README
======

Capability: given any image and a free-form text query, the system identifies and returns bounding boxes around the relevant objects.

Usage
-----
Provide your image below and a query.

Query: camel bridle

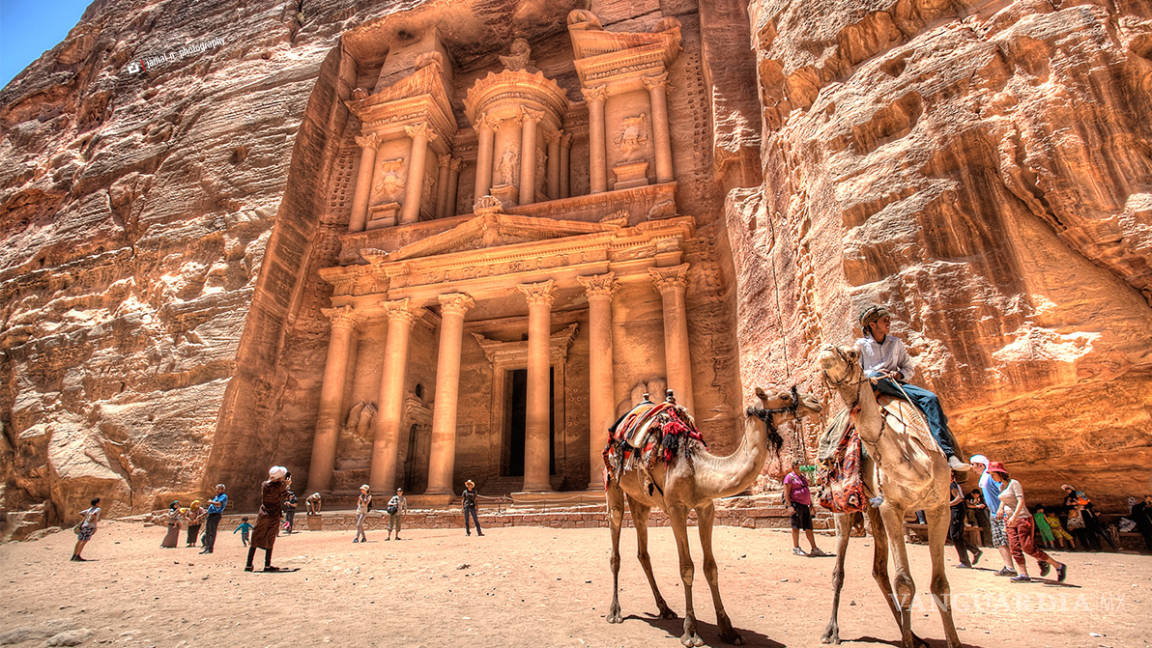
[745,384,802,452]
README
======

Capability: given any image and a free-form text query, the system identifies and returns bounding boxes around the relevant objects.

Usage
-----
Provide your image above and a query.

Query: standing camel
[817,344,960,648]
[605,386,822,647]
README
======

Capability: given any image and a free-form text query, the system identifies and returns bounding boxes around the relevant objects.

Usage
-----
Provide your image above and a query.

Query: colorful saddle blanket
[602,401,706,485]
[816,417,867,514]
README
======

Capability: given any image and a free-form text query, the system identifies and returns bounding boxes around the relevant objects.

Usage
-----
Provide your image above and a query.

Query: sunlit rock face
[733,0,1152,507]
[2,0,1149,525]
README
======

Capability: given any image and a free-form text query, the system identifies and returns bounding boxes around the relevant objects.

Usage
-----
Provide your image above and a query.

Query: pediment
[372,213,622,262]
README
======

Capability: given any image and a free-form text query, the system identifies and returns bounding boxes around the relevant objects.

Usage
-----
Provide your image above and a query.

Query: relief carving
[497,148,520,186]
[614,113,649,161]
[374,158,406,202]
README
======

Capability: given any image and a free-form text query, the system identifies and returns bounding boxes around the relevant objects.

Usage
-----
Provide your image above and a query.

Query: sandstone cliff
[734,0,1152,507]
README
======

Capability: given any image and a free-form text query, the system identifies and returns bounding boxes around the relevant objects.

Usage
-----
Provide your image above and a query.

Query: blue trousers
[874,379,958,457]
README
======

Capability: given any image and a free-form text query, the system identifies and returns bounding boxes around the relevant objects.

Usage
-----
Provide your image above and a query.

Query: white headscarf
[269,465,288,480]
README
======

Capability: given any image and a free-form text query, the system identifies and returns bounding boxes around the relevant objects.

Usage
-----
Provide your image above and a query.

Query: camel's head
[817,344,862,390]
[744,385,823,455]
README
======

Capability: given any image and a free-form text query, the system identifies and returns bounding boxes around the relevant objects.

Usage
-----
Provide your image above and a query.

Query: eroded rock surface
[735,0,1152,507]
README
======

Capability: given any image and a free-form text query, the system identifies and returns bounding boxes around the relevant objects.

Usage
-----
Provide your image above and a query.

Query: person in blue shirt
[233,517,253,546]
[856,305,968,471]
[971,455,1016,576]
[201,483,228,554]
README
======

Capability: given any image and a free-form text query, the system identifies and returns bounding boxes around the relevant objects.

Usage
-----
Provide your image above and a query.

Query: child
[1033,505,1056,549]
[1044,509,1075,550]
[234,516,253,546]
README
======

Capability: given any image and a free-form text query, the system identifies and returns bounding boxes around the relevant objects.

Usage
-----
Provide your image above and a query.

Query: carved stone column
[519,108,543,205]
[546,131,561,200]
[473,115,495,204]
[306,306,359,492]
[584,85,609,193]
[425,293,475,495]
[643,73,675,183]
[578,273,616,488]
[559,132,572,198]
[518,280,556,492]
[368,299,418,493]
[435,154,452,220]
[401,123,436,225]
[447,157,461,216]
[650,264,694,414]
[349,133,380,233]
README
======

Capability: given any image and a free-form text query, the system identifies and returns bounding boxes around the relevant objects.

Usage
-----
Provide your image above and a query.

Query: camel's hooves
[606,614,623,624]
[821,629,841,645]
[681,634,705,647]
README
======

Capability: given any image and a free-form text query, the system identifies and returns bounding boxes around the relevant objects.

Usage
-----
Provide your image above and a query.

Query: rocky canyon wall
[734,0,1152,507]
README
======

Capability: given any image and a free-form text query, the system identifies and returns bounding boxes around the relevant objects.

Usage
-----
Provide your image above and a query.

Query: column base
[510,489,606,507]
[407,493,457,507]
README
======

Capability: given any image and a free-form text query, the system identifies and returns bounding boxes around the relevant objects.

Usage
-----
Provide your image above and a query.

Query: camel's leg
[878,505,926,648]
[668,506,704,647]
[821,513,853,645]
[867,506,927,648]
[926,505,961,648]
[696,502,742,645]
[606,480,626,624]
[627,495,676,619]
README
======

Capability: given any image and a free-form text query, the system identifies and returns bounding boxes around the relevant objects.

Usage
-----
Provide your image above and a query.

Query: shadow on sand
[625,612,785,648]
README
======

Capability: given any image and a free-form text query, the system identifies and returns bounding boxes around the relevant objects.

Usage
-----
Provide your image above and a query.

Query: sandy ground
[2,521,1149,648]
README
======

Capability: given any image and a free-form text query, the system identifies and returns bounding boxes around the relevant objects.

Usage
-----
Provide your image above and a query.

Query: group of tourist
[158,484,229,553]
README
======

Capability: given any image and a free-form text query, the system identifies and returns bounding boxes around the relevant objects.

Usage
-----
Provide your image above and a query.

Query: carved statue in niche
[499,38,532,71]
[535,147,547,195]
[614,113,649,161]
[343,401,377,440]
[374,158,406,202]
[497,148,519,186]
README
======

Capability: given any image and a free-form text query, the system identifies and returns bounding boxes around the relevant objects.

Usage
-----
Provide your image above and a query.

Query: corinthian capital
[438,293,475,317]
[577,272,616,299]
[518,279,556,307]
[582,85,609,103]
[449,157,463,171]
[649,264,689,293]
[354,133,382,149]
[642,72,669,90]
[382,298,419,324]
[405,122,437,143]
[321,305,360,330]
[521,107,546,124]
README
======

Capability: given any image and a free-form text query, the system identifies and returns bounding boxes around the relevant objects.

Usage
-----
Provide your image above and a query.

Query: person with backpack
[71,498,101,561]
[385,488,407,541]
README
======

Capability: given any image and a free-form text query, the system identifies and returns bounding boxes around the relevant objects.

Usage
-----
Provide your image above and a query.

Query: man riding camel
[856,304,969,471]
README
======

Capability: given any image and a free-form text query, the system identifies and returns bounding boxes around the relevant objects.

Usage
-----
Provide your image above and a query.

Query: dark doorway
[402,423,419,490]
[504,367,555,477]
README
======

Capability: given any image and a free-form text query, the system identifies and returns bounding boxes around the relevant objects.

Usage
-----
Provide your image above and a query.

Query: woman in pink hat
[989,462,1067,582]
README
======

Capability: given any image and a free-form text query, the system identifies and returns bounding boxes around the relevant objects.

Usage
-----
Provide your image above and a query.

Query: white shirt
[855,335,915,381]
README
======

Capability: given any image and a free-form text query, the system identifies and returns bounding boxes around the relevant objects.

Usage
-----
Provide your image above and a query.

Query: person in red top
[784,458,827,557]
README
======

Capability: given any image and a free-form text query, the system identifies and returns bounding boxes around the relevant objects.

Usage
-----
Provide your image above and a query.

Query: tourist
[282,489,298,534]
[70,498,101,562]
[462,479,483,536]
[1132,494,1152,553]
[185,500,205,547]
[1033,505,1056,549]
[971,455,1015,575]
[784,458,827,557]
[1043,507,1074,550]
[246,466,290,572]
[353,484,372,543]
[1066,500,1090,549]
[385,488,407,541]
[161,501,182,548]
[306,491,322,516]
[234,516,253,546]
[856,305,968,471]
[988,462,1067,583]
[949,473,980,568]
[201,483,227,554]
[966,487,992,546]
[1063,485,1114,551]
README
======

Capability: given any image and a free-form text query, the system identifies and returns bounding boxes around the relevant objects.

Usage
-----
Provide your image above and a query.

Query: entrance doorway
[503,367,555,477]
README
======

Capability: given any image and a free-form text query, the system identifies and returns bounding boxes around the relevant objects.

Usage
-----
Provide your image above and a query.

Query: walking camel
[817,344,960,648]
[605,386,822,646]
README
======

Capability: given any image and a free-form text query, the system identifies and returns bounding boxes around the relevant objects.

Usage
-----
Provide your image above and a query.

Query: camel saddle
[602,400,705,485]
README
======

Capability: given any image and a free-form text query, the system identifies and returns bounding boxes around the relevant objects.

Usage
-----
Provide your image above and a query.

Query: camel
[816,344,960,648]
[605,386,822,647]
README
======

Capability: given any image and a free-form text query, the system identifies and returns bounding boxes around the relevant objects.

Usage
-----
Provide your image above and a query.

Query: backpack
[386,504,398,515]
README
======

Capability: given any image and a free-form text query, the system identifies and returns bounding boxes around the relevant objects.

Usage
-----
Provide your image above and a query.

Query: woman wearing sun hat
[246,465,290,572]
[989,461,1067,583]
[461,479,483,536]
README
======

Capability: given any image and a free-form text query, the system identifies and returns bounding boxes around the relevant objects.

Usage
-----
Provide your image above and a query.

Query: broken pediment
[383,212,622,261]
